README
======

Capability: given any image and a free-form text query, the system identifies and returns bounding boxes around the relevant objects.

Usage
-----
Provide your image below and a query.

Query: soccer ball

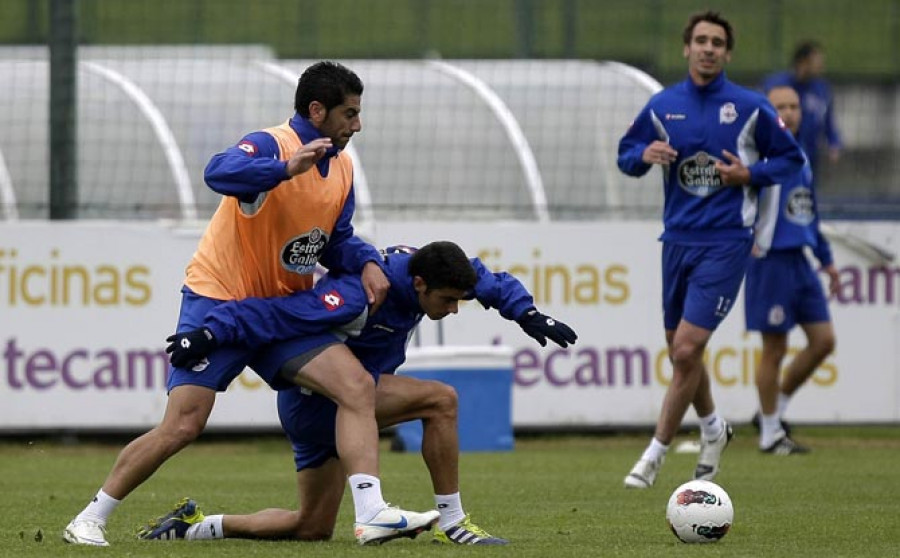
[666,480,733,543]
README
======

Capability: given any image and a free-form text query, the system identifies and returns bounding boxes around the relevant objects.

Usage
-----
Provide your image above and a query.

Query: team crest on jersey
[719,102,738,124]
[281,227,328,275]
[785,186,815,226]
[321,290,344,311]
[237,140,258,156]
[677,151,723,197]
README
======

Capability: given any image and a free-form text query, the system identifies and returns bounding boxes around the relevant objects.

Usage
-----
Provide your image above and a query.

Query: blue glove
[517,309,578,348]
[165,327,217,369]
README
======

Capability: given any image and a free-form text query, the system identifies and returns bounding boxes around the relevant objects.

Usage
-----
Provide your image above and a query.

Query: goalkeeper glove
[165,327,217,369]
[516,308,578,348]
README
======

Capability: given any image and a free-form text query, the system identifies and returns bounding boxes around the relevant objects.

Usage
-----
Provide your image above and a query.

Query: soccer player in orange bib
[64,61,439,547]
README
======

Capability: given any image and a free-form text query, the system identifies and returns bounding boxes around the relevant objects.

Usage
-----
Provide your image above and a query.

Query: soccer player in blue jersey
[762,41,842,185]
[135,241,576,545]
[746,85,839,455]
[617,10,805,488]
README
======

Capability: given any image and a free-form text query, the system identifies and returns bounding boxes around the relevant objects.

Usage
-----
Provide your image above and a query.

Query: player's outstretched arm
[516,308,578,348]
[165,275,369,369]
[467,257,577,348]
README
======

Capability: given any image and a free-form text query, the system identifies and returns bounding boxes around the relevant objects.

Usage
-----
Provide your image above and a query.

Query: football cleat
[762,435,810,455]
[63,519,109,546]
[136,497,205,540]
[433,515,508,545]
[751,411,792,436]
[694,422,734,481]
[624,456,664,489]
[354,505,440,545]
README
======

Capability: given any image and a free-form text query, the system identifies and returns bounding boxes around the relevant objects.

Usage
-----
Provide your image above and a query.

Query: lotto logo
[321,290,344,311]
[237,140,257,155]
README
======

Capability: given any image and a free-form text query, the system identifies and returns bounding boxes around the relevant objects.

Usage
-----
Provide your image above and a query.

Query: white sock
[435,493,465,531]
[698,412,724,442]
[640,437,669,462]
[777,393,792,417]
[760,413,786,449]
[75,489,120,524]
[185,515,224,540]
[349,474,387,523]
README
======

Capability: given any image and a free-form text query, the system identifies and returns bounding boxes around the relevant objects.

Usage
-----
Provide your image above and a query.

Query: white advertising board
[1,220,898,431]
[376,221,900,427]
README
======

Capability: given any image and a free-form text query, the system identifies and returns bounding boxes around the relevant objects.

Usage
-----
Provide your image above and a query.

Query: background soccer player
[616,11,805,488]
[762,41,843,185]
[746,85,839,455]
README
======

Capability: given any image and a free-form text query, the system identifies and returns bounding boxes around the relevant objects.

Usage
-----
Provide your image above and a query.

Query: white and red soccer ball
[666,480,733,543]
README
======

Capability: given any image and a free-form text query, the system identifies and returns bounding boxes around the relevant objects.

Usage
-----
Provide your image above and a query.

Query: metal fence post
[49,0,78,219]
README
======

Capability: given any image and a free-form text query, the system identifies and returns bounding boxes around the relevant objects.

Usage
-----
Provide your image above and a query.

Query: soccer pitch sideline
[2,426,898,558]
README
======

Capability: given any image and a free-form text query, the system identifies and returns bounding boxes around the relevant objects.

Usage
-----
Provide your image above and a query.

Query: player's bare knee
[171,421,204,447]
[334,370,375,409]
[813,332,836,358]
[430,381,458,419]
[669,343,703,371]
[157,413,206,447]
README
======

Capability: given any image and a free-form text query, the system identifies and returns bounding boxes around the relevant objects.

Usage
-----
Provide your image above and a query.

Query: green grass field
[2,426,899,557]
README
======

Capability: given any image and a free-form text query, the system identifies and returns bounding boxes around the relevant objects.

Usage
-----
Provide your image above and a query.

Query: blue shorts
[744,249,831,332]
[278,387,340,471]
[662,240,752,331]
[166,288,343,392]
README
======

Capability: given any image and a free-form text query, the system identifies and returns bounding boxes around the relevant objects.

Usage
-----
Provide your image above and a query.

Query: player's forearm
[204,152,290,197]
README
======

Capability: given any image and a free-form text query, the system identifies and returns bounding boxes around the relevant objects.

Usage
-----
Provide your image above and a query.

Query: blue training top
[754,149,834,266]
[199,247,535,379]
[618,72,805,245]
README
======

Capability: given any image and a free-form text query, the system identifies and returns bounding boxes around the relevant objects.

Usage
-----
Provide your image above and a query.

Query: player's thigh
[671,319,713,362]
[661,243,690,330]
[683,241,751,331]
[759,331,789,364]
[290,343,373,402]
[744,257,796,333]
[375,375,456,428]
[168,289,255,391]
[250,333,344,391]
[795,261,832,326]
[296,458,345,536]
[158,384,216,435]
[799,321,836,352]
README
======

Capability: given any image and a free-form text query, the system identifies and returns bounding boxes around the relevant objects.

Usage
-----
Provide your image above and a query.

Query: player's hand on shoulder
[516,308,578,348]
[166,328,217,369]
[362,261,390,315]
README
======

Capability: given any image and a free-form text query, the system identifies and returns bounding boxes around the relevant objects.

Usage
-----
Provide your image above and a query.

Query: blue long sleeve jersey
[762,71,841,171]
[617,73,805,244]
[199,248,535,379]
[203,113,380,275]
[754,151,834,267]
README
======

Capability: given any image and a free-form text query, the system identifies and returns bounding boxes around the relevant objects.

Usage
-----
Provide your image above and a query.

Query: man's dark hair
[682,10,734,51]
[294,61,364,117]
[792,40,822,66]
[408,241,477,293]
